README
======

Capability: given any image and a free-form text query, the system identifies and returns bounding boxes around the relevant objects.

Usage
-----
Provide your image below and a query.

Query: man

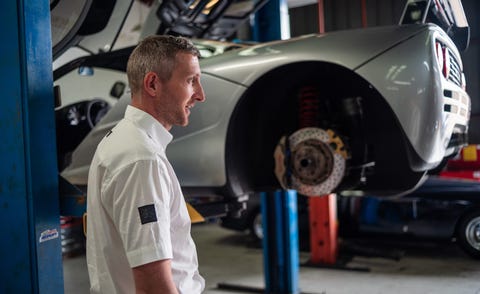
[86,35,206,294]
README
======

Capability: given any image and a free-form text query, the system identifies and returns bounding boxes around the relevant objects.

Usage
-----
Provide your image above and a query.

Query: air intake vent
[435,40,463,88]
[446,47,462,87]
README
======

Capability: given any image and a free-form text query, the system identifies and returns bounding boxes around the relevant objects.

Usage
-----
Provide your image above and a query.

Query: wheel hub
[274,127,347,196]
[466,216,480,250]
[292,138,334,185]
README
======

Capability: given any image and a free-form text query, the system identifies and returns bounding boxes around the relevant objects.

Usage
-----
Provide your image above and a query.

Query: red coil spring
[298,86,320,128]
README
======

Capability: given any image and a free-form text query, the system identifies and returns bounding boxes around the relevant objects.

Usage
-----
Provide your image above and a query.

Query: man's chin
[177,119,189,127]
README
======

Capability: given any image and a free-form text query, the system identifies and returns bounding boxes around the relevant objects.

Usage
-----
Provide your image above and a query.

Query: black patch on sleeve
[138,204,157,225]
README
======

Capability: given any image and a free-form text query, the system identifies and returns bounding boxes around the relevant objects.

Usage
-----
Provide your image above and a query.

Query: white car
[53,0,471,215]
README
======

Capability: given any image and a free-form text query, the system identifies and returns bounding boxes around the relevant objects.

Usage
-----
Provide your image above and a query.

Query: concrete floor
[63,221,480,294]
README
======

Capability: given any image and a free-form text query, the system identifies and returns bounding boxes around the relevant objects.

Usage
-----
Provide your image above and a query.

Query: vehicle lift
[1,0,64,292]
[217,1,303,293]
[223,0,354,291]
[218,1,345,292]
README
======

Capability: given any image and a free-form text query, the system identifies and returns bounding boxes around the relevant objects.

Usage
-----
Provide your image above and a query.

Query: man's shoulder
[95,119,161,168]
[101,119,150,147]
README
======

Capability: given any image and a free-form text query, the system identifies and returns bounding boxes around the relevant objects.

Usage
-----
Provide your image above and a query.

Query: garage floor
[63,221,480,294]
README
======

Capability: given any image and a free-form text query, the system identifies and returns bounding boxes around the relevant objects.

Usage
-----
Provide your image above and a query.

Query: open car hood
[140,0,269,40]
[51,0,134,60]
[51,0,268,61]
[400,0,470,50]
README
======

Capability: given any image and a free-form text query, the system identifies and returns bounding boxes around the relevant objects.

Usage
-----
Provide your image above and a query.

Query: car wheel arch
[455,207,480,259]
[223,60,420,197]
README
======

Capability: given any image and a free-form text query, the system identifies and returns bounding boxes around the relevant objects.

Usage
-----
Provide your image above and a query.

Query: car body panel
[200,25,427,86]
[165,74,248,187]
[60,67,248,188]
[357,25,469,165]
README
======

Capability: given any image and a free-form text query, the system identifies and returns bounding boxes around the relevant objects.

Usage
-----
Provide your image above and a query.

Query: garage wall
[289,0,404,35]
[289,0,480,143]
[461,0,480,143]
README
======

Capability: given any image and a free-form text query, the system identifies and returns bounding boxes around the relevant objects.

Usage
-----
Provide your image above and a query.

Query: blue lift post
[261,190,300,294]
[0,0,63,293]
[251,0,290,42]
[217,190,301,294]
[217,1,302,292]
[253,1,299,292]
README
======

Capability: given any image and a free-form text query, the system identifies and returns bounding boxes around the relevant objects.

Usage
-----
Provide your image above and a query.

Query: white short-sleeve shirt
[86,105,204,294]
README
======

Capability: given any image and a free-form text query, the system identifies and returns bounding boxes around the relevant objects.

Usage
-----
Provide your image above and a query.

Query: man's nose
[194,83,206,102]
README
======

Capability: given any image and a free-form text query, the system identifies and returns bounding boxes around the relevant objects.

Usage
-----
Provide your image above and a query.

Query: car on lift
[339,176,480,259]
[220,175,480,259]
[53,0,471,216]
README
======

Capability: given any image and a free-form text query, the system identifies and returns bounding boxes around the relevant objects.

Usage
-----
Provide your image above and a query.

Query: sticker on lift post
[39,228,59,243]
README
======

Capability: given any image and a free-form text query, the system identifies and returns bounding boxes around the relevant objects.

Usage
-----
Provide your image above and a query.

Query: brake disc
[274,127,347,196]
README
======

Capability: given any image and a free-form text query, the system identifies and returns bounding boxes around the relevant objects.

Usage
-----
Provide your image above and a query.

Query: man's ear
[143,72,160,96]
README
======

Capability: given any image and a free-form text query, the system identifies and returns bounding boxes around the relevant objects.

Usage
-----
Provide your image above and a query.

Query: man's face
[155,52,205,130]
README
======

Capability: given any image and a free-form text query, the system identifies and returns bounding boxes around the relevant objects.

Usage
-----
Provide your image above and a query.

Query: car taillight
[443,45,450,79]
[435,41,444,73]
[435,41,451,80]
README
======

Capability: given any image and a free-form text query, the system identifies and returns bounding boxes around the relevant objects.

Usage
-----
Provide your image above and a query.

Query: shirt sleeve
[106,159,173,268]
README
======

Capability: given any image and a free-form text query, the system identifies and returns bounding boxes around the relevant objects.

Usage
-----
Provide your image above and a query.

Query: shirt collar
[124,105,173,149]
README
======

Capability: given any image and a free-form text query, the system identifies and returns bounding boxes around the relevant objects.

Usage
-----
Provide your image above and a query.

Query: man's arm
[132,259,178,294]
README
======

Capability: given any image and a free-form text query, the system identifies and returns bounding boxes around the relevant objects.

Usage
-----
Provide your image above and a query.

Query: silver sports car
[54,0,471,207]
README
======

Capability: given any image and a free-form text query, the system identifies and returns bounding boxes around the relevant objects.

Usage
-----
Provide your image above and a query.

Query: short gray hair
[126,35,200,94]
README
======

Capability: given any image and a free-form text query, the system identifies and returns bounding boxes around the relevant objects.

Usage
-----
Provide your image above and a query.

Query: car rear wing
[399,0,470,51]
